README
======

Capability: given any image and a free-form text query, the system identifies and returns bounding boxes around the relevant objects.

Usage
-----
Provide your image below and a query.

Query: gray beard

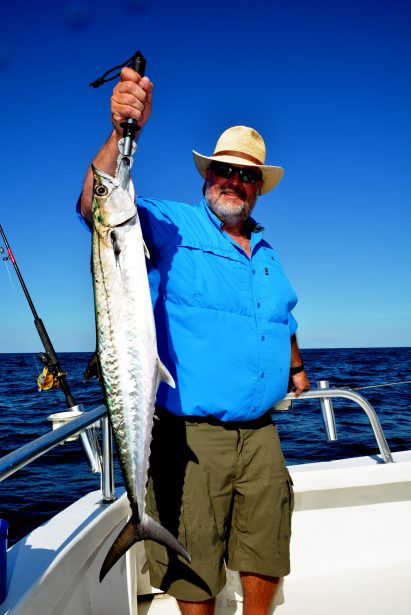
[205,189,252,226]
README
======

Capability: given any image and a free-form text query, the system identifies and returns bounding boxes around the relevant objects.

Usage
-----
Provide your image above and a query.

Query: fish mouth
[92,164,119,185]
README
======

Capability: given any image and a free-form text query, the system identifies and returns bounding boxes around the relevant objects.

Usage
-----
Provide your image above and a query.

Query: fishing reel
[37,353,64,391]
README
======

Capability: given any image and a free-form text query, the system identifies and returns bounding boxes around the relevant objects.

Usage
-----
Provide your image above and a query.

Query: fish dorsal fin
[157,358,175,389]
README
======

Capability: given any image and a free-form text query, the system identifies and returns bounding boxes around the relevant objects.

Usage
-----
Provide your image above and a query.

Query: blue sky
[0,0,410,352]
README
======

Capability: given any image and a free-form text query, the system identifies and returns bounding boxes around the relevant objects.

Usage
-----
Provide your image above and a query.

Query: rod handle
[121,51,147,154]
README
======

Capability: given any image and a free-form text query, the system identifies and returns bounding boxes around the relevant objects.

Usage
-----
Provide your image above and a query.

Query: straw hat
[193,126,284,195]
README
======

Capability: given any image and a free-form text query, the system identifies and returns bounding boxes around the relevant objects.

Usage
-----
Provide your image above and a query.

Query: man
[80,67,309,615]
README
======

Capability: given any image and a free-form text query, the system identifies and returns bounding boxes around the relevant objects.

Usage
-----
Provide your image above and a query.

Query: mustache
[220,185,247,200]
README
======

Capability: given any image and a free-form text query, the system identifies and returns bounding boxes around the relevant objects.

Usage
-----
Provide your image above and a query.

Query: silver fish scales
[91,155,190,582]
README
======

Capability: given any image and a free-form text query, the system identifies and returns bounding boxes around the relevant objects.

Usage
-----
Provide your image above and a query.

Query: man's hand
[289,370,310,397]
[289,333,310,397]
[111,67,154,137]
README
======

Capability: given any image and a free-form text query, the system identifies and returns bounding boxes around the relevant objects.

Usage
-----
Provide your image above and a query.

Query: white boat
[1,386,410,615]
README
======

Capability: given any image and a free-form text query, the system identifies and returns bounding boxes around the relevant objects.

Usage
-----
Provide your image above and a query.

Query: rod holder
[318,380,338,442]
[48,404,102,473]
[48,406,84,443]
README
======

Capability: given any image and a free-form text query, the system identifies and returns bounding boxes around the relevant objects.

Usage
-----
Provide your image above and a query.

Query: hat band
[213,150,264,166]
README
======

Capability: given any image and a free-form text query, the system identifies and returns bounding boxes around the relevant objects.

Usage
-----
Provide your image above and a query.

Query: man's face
[205,162,263,227]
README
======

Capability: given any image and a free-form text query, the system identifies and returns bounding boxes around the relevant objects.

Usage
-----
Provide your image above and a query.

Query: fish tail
[99,512,191,582]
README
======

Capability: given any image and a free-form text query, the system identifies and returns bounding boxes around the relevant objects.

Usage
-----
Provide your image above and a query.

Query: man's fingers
[112,105,140,124]
[290,372,310,397]
[120,66,143,82]
[111,70,153,135]
[113,82,147,105]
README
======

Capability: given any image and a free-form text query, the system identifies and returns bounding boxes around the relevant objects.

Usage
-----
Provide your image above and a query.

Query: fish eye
[95,184,109,197]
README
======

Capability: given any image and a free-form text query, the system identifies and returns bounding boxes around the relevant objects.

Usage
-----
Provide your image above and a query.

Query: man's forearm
[289,333,310,396]
[80,130,121,225]
[290,333,304,368]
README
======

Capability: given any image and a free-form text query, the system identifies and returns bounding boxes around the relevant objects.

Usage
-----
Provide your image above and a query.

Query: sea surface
[0,348,410,546]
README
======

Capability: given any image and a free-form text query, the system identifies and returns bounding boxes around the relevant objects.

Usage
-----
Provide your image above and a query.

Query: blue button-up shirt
[139,196,298,421]
[78,196,298,421]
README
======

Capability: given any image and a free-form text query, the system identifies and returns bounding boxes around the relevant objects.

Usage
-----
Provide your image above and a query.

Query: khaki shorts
[145,410,294,602]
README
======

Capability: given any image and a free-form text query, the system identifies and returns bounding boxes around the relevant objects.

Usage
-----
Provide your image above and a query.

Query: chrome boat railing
[0,386,394,506]
[284,383,394,463]
[0,404,116,501]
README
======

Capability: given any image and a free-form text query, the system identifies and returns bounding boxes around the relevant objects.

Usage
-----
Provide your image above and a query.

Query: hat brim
[193,151,284,195]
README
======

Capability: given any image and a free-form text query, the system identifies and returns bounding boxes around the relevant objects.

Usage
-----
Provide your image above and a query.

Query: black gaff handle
[121,52,147,158]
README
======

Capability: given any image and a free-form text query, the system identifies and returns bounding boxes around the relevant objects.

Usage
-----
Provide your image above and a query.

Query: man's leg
[240,572,280,615]
[177,597,215,615]
[227,425,292,615]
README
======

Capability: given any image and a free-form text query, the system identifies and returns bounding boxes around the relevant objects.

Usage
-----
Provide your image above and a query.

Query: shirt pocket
[256,252,297,324]
[163,240,252,317]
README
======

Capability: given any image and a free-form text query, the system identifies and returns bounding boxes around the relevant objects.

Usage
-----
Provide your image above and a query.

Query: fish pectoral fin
[143,240,150,259]
[157,358,176,389]
[99,512,191,583]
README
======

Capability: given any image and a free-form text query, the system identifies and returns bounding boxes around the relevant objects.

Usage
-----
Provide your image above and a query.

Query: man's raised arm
[80,67,153,224]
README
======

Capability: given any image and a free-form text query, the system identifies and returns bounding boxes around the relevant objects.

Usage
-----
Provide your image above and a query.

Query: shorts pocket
[278,469,294,549]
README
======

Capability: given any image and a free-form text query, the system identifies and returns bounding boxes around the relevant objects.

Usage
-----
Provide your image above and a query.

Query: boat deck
[4,450,410,615]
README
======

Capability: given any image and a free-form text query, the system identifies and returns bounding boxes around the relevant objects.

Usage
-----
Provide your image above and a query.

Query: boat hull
[2,451,411,614]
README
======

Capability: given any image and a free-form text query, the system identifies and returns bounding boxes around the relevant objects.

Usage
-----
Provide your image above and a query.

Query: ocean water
[0,348,410,546]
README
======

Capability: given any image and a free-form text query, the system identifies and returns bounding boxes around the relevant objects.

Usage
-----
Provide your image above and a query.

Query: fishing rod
[0,224,74,401]
[0,224,101,472]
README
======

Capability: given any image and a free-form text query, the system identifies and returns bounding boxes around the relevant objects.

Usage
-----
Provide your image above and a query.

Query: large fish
[91,155,190,582]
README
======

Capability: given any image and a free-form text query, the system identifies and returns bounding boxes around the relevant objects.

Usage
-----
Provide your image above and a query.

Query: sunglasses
[210,162,262,185]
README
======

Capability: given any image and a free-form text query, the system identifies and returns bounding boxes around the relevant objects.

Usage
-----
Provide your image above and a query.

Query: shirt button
[261,372,265,378]
[252,269,256,275]
[257,302,261,308]
[261,336,265,341]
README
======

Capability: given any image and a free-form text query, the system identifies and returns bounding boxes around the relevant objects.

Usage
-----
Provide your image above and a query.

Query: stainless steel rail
[0,405,115,497]
[0,385,394,507]
[285,387,394,463]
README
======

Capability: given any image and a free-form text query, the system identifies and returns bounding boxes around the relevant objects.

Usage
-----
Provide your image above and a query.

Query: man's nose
[225,170,242,185]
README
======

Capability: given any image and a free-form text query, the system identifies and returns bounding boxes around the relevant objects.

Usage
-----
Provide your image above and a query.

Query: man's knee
[177,596,215,615]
